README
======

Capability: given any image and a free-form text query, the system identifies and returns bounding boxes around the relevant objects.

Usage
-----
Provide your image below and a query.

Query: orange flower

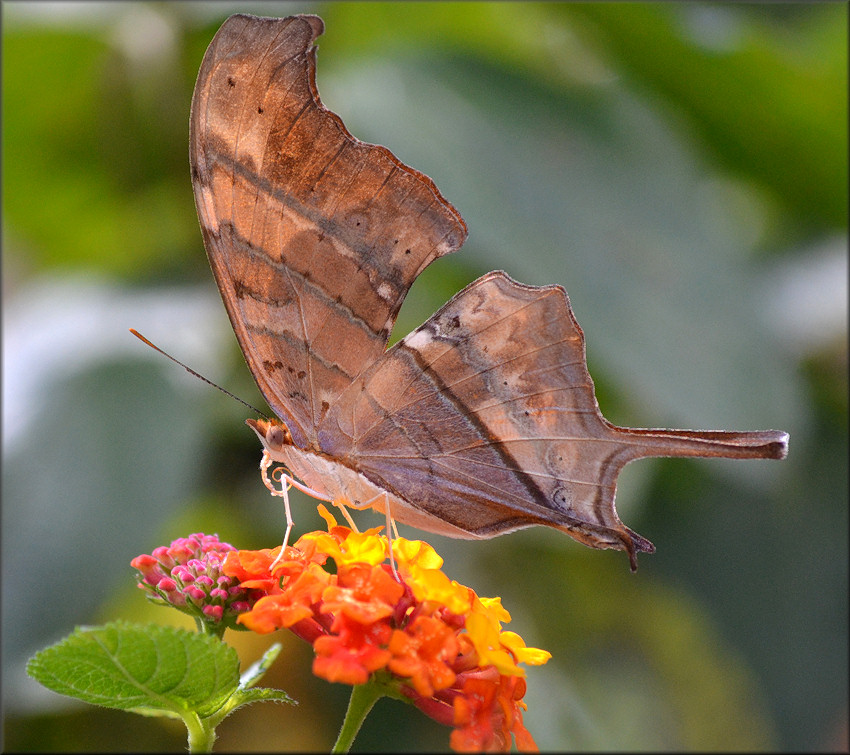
[238,563,330,634]
[221,547,282,591]
[450,671,537,753]
[221,505,549,752]
[313,613,393,685]
[321,563,405,624]
[388,614,459,697]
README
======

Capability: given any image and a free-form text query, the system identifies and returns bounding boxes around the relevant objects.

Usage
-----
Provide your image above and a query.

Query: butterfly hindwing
[322,271,652,554]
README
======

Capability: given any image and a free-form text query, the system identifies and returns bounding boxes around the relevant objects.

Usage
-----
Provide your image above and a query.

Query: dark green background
[3,2,847,751]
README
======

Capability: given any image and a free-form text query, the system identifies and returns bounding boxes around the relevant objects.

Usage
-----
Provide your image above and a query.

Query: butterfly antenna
[129,328,269,419]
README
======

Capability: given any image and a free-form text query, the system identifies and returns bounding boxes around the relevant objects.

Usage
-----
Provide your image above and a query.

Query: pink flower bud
[185,586,207,602]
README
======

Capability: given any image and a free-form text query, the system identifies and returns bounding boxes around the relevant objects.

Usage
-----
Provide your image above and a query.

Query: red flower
[388,614,459,698]
[239,564,329,635]
[450,671,536,752]
[221,505,550,752]
[314,613,393,685]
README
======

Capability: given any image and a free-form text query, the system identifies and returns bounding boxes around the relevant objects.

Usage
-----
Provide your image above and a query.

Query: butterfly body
[192,14,788,569]
[249,416,499,539]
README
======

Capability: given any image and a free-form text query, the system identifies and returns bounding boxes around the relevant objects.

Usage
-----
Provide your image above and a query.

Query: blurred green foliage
[3,2,846,752]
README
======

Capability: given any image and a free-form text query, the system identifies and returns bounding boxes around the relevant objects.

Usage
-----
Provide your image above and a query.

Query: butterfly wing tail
[612,427,789,461]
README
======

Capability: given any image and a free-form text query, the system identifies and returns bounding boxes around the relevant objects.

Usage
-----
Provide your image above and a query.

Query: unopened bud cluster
[131,533,259,629]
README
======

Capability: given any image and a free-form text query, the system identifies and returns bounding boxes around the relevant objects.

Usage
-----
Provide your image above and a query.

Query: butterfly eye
[266,423,290,450]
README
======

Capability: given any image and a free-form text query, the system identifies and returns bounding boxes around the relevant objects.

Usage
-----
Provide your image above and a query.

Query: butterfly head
[246,417,293,454]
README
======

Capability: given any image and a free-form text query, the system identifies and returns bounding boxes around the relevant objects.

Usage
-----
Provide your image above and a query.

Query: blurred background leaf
[3,1,846,752]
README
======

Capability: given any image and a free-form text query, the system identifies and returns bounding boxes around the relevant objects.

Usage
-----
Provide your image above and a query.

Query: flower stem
[184,711,215,753]
[332,680,385,753]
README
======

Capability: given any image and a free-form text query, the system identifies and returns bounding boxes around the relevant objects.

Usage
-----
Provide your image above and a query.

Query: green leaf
[229,687,297,708]
[197,644,295,732]
[238,643,283,691]
[26,621,240,719]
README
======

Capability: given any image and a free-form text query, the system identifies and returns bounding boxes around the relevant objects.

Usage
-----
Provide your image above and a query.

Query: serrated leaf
[232,687,296,707]
[200,644,295,731]
[238,643,283,691]
[26,621,240,718]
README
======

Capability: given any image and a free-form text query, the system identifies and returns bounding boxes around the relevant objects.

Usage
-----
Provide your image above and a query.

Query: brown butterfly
[189,13,788,570]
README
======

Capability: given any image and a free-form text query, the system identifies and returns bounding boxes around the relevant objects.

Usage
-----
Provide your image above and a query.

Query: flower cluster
[222,506,550,751]
[131,533,262,631]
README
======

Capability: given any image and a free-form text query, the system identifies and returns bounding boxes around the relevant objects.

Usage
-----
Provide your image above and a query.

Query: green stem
[332,680,386,753]
[184,710,216,753]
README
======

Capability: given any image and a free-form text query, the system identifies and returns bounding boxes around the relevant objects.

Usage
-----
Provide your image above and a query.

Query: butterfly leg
[381,494,400,580]
[330,499,360,531]
[276,474,361,534]
[347,492,400,579]
[258,453,362,534]
[276,470,332,502]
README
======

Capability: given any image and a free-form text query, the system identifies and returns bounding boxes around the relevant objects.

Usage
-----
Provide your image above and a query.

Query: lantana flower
[131,533,262,634]
[221,506,551,752]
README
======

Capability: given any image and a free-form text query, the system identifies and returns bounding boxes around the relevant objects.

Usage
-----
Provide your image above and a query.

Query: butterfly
[189,13,788,570]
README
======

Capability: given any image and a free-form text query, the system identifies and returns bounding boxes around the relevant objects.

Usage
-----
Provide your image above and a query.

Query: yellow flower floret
[499,631,552,666]
[321,529,388,567]
[463,597,550,676]
[404,563,473,616]
[466,604,523,676]
[392,537,444,570]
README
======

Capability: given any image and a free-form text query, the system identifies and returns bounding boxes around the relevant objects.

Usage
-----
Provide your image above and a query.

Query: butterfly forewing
[190,14,467,447]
